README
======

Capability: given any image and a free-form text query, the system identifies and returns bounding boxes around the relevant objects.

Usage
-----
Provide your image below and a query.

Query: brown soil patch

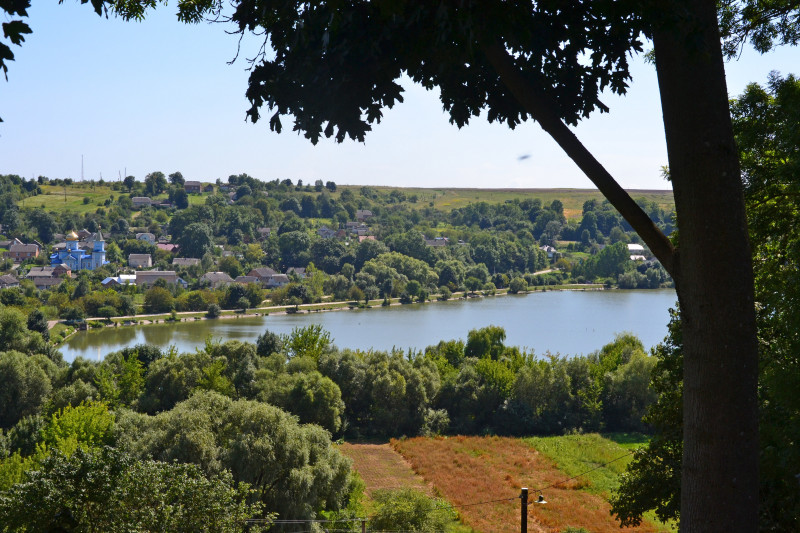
[392,436,657,533]
[339,443,434,496]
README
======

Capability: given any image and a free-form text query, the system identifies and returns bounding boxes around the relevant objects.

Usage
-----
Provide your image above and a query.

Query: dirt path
[339,443,435,496]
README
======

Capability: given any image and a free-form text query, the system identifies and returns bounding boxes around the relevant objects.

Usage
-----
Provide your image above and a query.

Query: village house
[173,257,200,268]
[136,232,156,245]
[317,226,336,239]
[356,209,373,222]
[627,243,647,261]
[267,274,290,288]
[4,243,39,262]
[101,275,136,287]
[424,236,448,247]
[235,275,260,285]
[131,197,152,209]
[52,264,72,277]
[135,270,187,288]
[26,266,68,289]
[184,181,203,194]
[129,254,153,269]
[248,267,278,286]
[540,245,558,259]
[0,237,23,249]
[201,271,234,289]
[157,243,179,253]
[0,274,20,289]
[286,267,306,279]
[256,227,272,240]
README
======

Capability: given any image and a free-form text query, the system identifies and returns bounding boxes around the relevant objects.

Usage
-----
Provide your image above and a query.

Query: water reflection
[61,289,678,362]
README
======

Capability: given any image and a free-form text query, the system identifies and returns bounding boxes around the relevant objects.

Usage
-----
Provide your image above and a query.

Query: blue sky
[1,2,798,189]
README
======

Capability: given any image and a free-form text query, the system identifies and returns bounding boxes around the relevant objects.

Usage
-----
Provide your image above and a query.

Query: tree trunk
[652,2,759,530]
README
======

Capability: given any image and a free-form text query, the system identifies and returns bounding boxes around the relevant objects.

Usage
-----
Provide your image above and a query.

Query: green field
[20,182,674,222]
[23,184,118,214]
[337,185,674,220]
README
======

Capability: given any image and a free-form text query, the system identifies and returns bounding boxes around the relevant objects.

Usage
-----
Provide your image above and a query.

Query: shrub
[369,489,456,532]
[508,277,528,294]
[206,304,221,319]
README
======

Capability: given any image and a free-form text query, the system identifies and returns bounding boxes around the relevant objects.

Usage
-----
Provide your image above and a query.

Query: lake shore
[52,283,610,346]
[57,288,678,362]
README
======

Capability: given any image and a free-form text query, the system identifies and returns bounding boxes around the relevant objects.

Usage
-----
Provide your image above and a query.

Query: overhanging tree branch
[482,41,677,277]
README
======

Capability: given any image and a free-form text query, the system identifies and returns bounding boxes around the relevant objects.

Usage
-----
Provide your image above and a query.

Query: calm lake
[60,289,678,362]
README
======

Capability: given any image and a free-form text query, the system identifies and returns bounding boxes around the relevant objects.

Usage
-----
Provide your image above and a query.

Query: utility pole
[520,487,528,533]
[361,519,366,533]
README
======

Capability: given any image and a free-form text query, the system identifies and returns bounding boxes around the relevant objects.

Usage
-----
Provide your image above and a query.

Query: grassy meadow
[338,186,675,220]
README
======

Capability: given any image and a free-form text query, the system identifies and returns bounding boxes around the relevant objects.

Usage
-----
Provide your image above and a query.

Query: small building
[184,181,203,194]
[540,245,557,259]
[135,270,187,289]
[356,209,373,222]
[0,238,23,249]
[627,243,647,261]
[5,243,40,262]
[267,274,290,288]
[201,271,234,289]
[235,275,260,285]
[358,235,376,243]
[256,227,272,240]
[248,267,278,285]
[131,197,152,209]
[173,257,201,268]
[136,232,156,245]
[424,236,448,247]
[26,266,65,289]
[286,267,306,279]
[0,274,20,289]
[157,243,179,253]
[52,264,72,277]
[317,226,336,239]
[101,275,136,287]
[129,254,153,268]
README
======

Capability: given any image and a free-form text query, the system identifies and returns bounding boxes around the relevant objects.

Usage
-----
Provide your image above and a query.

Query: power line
[429,495,518,512]
[531,449,636,495]
[245,448,640,530]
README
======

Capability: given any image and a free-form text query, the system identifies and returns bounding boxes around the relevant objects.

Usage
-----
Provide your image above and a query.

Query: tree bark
[652,1,759,530]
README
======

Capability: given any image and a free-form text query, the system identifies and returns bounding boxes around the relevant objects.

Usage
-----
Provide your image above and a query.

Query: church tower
[91,230,106,270]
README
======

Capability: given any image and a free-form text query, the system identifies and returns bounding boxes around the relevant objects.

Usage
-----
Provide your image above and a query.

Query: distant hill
[20,182,673,222]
